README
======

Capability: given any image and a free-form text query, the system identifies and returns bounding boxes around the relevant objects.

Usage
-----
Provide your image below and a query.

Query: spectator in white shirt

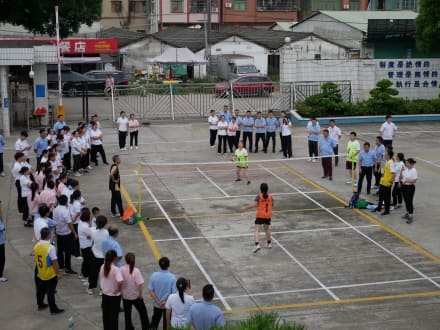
[217,115,228,154]
[19,166,32,225]
[208,110,218,148]
[15,131,31,162]
[380,115,397,148]
[69,190,82,258]
[89,215,109,294]
[71,130,83,177]
[12,152,30,215]
[328,119,341,166]
[400,158,418,224]
[78,208,93,283]
[116,111,129,151]
[90,122,109,166]
[166,277,195,329]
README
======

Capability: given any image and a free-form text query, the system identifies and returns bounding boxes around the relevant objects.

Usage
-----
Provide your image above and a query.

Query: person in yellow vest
[346,132,361,184]
[34,227,64,314]
[373,150,395,215]
[241,183,273,253]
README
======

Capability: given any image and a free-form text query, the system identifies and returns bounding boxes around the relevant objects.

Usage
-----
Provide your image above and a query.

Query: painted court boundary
[120,163,440,315]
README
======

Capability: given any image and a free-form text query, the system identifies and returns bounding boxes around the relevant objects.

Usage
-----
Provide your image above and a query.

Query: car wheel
[68,88,77,97]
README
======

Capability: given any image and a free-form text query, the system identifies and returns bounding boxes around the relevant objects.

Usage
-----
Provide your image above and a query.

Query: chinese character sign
[57,38,118,54]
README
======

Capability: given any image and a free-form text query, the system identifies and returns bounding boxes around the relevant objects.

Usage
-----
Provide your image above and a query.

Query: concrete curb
[289,110,440,125]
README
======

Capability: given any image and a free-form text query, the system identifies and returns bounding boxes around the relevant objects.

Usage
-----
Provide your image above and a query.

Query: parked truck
[216,54,260,81]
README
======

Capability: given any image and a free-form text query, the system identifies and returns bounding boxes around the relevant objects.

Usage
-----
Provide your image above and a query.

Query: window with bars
[234,0,247,10]
[129,1,148,13]
[111,1,122,13]
[398,0,418,10]
[171,0,184,12]
[257,0,296,10]
[190,0,218,13]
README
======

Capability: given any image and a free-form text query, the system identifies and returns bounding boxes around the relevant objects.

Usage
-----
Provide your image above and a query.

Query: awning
[48,57,102,64]
[149,47,208,64]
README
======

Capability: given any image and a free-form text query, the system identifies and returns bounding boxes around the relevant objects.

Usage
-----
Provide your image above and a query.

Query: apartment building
[299,0,418,14]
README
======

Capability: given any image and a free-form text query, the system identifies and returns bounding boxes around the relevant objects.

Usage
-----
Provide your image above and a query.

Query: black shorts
[346,161,357,170]
[255,218,271,225]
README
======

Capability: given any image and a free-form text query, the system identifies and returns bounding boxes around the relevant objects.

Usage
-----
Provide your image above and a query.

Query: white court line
[356,130,440,136]
[140,178,232,310]
[139,191,324,203]
[196,167,230,197]
[153,225,379,242]
[220,276,432,300]
[261,164,440,290]
[416,157,440,169]
[271,236,340,300]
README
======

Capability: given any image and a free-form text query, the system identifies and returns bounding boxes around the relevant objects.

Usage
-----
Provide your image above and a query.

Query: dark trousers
[0,244,5,277]
[265,132,276,152]
[402,185,416,214]
[383,139,393,148]
[15,180,23,213]
[279,132,284,152]
[358,166,373,194]
[63,150,72,171]
[378,184,392,213]
[123,298,150,330]
[374,163,382,186]
[56,233,73,270]
[80,247,93,278]
[321,157,332,177]
[72,224,80,257]
[91,144,108,165]
[0,153,4,173]
[209,129,217,147]
[281,135,292,158]
[255,133,266,152]
[217,135,227,153]
[118,131,127,149]
[36,276,58,311]
[235,131,241,148]
[392,182,403,206]
[73,154,81,173]
[89,255,104,289]
[150,307,167,330]
[130,131,139,147]
[21,196,29,221]
[81,149,90,169]
[227,136,236,153]
[308,140,318,158]
[102,294,122,330]
[333,145,339,166]
[110,188,123,215]
[242,132,253,152]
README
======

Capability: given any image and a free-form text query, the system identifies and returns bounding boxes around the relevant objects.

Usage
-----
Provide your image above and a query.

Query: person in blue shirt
[241,111,254,152]
[373,136,386,189]
[101,225,123,267]
[218,105,232,123]
[318,129,336,180]
[234,109,242,148]
[254,111,266,153]
[0,201,7,282]
[188,284,225,330]
[358,142,376,195]
[265,110,278,153]
[149,257,176,330]
[33,129,49,166]
[307,118,321,162]
[53,115,67,134]
[0,134,5,177]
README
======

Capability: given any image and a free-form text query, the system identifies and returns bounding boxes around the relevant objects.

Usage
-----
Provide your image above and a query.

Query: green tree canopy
[0,0,102,37]
[416,0,440,53]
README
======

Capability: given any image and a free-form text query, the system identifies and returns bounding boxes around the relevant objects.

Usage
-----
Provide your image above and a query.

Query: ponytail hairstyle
[260,182,269,199]
[70,189,81,204]
[30,182,39,201]
[125,252,136,274]
[176,277,188,304]
[397,152,405,163]
[103,250,117,278]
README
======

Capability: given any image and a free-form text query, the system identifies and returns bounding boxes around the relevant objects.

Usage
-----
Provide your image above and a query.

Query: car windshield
[237,66,259,74]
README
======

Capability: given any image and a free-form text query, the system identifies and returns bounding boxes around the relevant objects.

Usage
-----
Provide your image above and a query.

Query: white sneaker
[87,165,93,170]
[307,158,312,162]
[83,281,89,286]
[0,172,4,177]
[75,256,83,260]
[111,213,121,217]
[312,158,317,163]
[253,243,261,253]
[87,289,93,295]
[135,146,138,150]
[0,277,8,282]
[121,147,127,151]
[211,145,215,149]
[130,146,133,150]
[74,172,82,177]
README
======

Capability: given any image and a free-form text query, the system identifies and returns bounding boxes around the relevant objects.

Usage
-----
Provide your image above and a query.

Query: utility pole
[205,0,212,73]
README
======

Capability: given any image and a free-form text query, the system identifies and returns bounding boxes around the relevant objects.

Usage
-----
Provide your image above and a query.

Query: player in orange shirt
[241,183,273,253]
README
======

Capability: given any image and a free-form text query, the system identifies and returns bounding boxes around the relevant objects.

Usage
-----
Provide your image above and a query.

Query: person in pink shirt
[39,181,57,212]
[227,117,238,154]
[121,252,150,330]
[35,162,48,193]
[56,173,67,198]
[128,114,140,150]
[27,182,41,222]
[100,250,123,330]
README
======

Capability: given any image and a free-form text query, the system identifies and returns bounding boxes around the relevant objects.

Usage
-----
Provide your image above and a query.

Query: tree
[304,82,348,116]
[0,0,102,37]
[366,79,403,115]
[416,0,440,53]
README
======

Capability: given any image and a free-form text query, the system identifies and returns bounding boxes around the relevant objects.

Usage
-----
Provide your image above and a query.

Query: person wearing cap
[188,284,225,330]
[400,158,418,224]
[148,257,176,330]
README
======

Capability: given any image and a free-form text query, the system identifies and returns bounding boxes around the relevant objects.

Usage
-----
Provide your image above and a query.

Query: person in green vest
[346,132,361,185]
[34,227,64,314]
[233,140,250,185]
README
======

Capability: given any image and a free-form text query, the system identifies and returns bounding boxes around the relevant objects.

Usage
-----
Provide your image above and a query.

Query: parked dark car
[62,70,128,97]
[214,75,275,97]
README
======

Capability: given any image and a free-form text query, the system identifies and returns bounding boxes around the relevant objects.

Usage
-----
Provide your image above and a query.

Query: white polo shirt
[15,138,30,157]
[34,217,49,241]
[71,137,82,156]
[380,122,397,140]
[208,115,218,130]
[217,121,228,136]
[78,221,92,249]
[328,125,341,145]
[90,129,103,146]
[53,205,72,236]
[117,117,129,132]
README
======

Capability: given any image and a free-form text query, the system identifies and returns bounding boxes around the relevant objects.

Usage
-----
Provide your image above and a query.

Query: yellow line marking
[147,206,345,221]
[281,164,440,265]
[120,183,161,261]
[223,290,440,314]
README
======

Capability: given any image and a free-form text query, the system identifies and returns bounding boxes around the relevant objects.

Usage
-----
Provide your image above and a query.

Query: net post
[137,162,142,215]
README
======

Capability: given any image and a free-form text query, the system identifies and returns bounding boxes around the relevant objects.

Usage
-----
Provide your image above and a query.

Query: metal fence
[111,80,351,120]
